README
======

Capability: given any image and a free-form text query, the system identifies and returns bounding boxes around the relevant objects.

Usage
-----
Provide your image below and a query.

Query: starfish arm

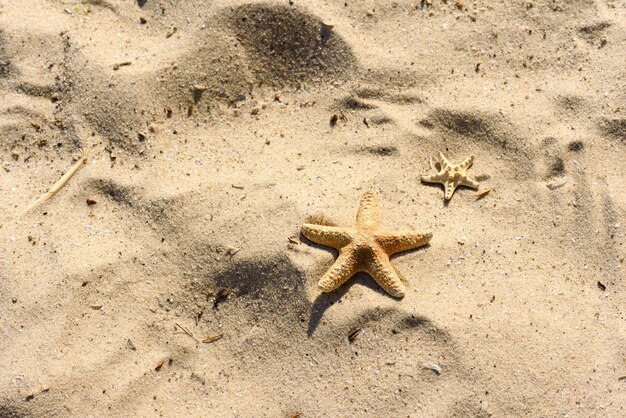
[365,253,406,298]
[317,251,359,292]
[444,179,458,200]
[429,156,437,171]
[375,231,432,255]
[356,191,380,229]
[438,152,451,169]
[460,176,479,189]
[421,173,444,184]
[301,224,351,248]
[458,155,474,170]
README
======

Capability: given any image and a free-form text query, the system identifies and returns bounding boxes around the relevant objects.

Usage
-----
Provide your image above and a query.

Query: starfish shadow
[301,232,394,336]
[306,274,392,337]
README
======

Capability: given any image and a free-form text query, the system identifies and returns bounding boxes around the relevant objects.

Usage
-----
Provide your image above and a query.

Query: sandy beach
[1,1,625,416]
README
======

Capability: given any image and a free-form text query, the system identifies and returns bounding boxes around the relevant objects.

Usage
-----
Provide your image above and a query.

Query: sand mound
[599,117,626,144]
[0,31,13,79]
[61,48,150,151]
[55,2,358,155]
[424,109,526,153]
[225,3,356,86]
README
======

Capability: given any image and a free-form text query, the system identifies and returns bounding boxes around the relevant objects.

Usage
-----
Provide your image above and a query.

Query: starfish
[421,152,479,200]
[301,191,432,298]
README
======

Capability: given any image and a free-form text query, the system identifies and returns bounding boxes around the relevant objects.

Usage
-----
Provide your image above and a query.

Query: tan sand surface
[1,0,625,416]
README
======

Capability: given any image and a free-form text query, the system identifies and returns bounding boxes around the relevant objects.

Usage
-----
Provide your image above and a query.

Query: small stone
[127,339,137,350]
[166,27,177,38]
[424,363,442,375]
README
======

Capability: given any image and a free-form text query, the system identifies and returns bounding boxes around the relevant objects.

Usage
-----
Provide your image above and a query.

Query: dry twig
[175,323,197,341]
[25,150,88,214]
[202,333,223,343]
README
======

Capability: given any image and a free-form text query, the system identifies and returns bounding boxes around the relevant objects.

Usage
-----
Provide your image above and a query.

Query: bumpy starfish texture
[421,152,479,200]
[302,191,432,298]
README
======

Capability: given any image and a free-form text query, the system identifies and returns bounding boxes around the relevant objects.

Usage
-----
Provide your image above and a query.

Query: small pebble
[424,363,442,375]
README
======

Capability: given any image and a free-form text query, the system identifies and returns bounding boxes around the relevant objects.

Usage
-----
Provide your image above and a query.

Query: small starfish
[421,152,479,200]
[302,191,432,298]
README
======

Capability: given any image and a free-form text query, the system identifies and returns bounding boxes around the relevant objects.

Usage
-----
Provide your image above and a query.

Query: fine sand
[1,1,625,416]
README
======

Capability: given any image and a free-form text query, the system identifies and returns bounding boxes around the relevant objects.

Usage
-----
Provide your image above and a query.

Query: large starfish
[421,152,479,200]
[301,191,432,298]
